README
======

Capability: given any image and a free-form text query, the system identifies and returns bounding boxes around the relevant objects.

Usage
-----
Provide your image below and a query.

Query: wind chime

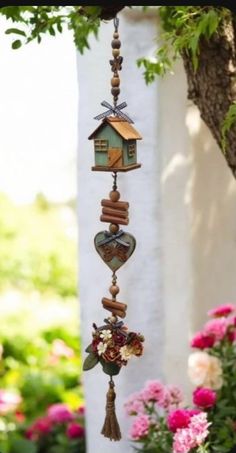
[83,16,144,441]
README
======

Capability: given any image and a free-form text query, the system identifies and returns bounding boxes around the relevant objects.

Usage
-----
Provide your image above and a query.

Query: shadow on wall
[188,106,236,331]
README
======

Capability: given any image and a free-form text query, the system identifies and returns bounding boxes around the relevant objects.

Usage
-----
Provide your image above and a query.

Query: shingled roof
[88,116,142,140]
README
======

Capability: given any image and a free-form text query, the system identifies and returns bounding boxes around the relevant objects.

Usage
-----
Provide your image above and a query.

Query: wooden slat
[100,214,129,225]
[102,207,128,219]
[101,199,129,211]
[102,297,127,312]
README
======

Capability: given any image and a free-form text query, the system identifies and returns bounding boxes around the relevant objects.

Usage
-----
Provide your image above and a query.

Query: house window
[94,139,108,152]
[128,142,136,157]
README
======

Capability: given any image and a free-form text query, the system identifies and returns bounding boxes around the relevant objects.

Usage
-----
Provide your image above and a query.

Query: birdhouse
[88,116,142,172]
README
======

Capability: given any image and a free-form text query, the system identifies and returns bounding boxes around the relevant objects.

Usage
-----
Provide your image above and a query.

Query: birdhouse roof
[88,116,142,140]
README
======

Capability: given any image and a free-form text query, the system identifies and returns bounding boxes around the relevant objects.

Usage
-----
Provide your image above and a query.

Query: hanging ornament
[83,16,144,442]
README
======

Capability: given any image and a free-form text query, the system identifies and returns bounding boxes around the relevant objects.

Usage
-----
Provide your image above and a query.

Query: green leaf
[12,39,22,49]
[83,352,98,371]
[100,358,121,376]
[5,27,26,36]
[85,343,93,353]
[10,438,37,453]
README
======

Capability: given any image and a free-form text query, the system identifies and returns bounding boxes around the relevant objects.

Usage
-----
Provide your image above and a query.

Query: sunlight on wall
[0,17,78,204]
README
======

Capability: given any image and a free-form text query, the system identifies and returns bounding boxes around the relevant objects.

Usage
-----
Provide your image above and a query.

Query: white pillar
[77,10,162,453]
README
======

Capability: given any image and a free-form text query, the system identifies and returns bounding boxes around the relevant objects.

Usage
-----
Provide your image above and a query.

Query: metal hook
[114,16,119,32]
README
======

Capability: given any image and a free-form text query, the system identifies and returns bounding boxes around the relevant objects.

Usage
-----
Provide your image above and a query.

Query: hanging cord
[110,16,123,108]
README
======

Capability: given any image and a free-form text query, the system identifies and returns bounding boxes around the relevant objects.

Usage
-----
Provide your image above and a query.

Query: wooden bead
[113,32,119,39]
[103,207,128,219]
[109,190,120,202]
[112,49,120,58]
[112,39,121,49]
[109,285,120,296]
[111,77,120,87]
[109,223,119,234]
[111,87,120,97]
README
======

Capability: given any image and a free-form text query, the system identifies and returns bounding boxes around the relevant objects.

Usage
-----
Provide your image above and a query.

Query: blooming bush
[125,380,210,453]
[126,303,236,453]
[189,303,236,452]
[24,403,85,453]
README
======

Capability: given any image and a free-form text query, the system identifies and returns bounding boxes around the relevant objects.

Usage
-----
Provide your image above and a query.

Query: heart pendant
[94,230,136,272]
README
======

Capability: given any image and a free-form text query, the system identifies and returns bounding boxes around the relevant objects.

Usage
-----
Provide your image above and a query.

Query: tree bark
[182,15,236,178]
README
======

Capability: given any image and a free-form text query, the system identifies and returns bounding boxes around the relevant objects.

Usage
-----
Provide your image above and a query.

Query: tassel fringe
[101,378,121,441]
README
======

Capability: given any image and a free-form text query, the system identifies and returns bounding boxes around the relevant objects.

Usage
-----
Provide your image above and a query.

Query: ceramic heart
[94,230,136,272]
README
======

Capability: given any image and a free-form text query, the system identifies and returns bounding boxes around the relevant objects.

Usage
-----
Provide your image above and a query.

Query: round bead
[109,285,120,296]
[109,223,119,234]
[111,77,120,87]
[112,49,120,58]
[111,87,120,97]
[112,39,121,49]
[109,190,120,201]
[113,32,119,39]
[109,315,118,324]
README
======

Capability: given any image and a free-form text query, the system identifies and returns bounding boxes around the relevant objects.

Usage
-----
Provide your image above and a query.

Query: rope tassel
[101,378,121,441]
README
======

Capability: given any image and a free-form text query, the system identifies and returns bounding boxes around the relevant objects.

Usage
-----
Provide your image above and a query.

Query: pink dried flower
[47,403,74,423]
[208,304,235,318]
[129,414,150,440]
[167,409,191,433]
[193,387,217,408]
[140,380,165,405]
[124,392,144,416]
[191,331,215,349]
[66,422,85,439]
[204,317,228,341]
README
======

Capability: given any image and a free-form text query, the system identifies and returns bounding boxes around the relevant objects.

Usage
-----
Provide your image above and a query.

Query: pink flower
[173,426,196,453]
[77,405,85,416]
[26,416,52,440]
[208,304,235,318]
[129,414,150,440]
[191,331,215,349]
[193,387,217,408]
[173,412,210,453]
[204,318,228,341]
[166,385,184,407]
[51,339,75,358]
[124,392,144,416]
[140,380,165,405]
[66,422,85,439]
[0,389,22,415]
[167,409,191,433]
[189,412,211,445]
[47,403,74,423]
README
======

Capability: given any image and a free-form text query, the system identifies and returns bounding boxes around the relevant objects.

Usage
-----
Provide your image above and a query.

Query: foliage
[221,103,236,152]
[0,193,77,297]
[0,6,100,53]
[0,296,84,453]
[137,7,229,82]
[189,303,236,452]
[126,303,236,453]
[125,380,210,453]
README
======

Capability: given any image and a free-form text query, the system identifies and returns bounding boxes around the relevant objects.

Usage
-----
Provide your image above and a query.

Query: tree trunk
[182,16,236,178]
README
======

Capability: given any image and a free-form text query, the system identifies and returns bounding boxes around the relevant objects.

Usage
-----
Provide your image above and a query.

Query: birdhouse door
[108,148,122,168]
